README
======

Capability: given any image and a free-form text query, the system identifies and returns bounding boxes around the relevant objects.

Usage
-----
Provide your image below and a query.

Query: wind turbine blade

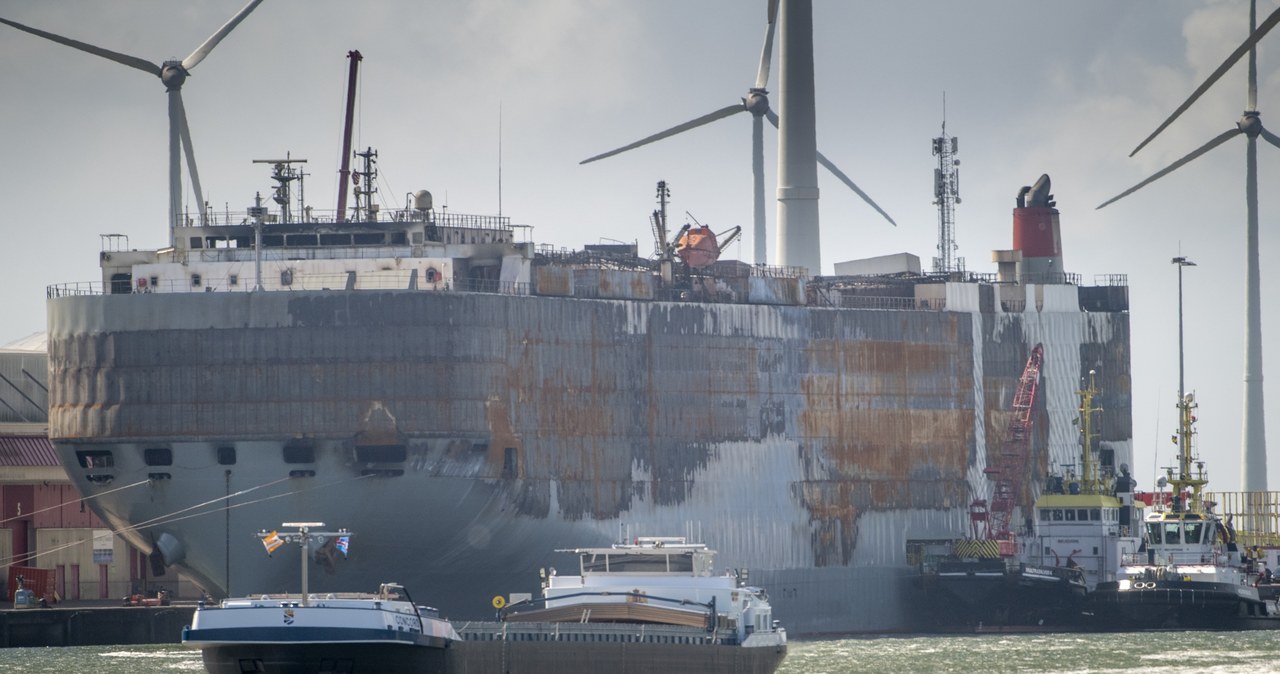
[1131,4,1280,157]
[1250,0,1258,112]
[765,109,896,227]
[182,0,265,71]
[580,104,744,165]
[816,150,898,227]
[1099,128,1241,209]
[1259,124,1280,151]
[174,91,206,225]
[0,17,160,76]
[755,1,778,90]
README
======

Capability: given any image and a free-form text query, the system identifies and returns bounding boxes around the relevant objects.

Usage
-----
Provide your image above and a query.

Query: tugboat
[456,536,787,673]
[921,359,1145,630]
[1087,391,1280,629]
[182,522,459,673]
[1089,257,1280,630]
[1018,369,1145,606]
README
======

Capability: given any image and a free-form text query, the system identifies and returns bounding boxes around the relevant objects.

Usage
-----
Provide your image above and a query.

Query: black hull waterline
[1090,581,1280,631]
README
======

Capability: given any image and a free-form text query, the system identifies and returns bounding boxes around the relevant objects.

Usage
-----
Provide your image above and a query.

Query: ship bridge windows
[581,552,695,574]
[1185,522,1205,544]
[143,447,172,466]
[1150,522,1183,545]
[1042,507,1105,523]
[286,234,318,247]
[109,273,132,295]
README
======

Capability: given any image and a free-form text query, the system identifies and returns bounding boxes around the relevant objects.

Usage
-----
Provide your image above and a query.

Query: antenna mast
[931,94,963,273]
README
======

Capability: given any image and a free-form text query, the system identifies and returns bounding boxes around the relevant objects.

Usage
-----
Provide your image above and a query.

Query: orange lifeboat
[676,225,721,268]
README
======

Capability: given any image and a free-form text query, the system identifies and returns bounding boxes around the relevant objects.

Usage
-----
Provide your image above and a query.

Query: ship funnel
[413,190,433,212]
[1008,173,1064,283]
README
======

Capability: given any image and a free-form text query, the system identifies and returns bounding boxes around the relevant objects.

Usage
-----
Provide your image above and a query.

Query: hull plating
[47,285,1130,634]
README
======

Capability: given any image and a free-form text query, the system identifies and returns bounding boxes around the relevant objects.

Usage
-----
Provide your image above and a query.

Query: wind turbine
[1097,1,1280,493]
[580,0,894,270]
[0,0,265,241]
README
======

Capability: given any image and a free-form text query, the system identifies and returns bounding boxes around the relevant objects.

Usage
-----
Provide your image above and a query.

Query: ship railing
[180,245,422,264]
[1208,490,1280,547]
[183,207,512,231]
[455,620,737,645]
[1120,550,1222,566]
[47,282,103,298]
[1016,272,1082,285]
[1094,274,1129,287]
[838,296,922,311]
[48,275,530,296]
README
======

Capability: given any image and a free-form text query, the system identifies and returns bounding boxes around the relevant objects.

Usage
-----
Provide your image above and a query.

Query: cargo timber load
[46,154,1132,635]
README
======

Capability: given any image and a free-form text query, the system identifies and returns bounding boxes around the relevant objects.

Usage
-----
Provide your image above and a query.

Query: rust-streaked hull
[47,282,1130,635]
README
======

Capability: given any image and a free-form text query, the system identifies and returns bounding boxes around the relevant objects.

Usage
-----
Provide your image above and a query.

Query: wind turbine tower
[931,111,963,274]
[775,0,822,275]
[1098,0,1280,495]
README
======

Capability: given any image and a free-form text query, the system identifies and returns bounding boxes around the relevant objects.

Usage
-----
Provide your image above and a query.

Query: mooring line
[0,478,150,527]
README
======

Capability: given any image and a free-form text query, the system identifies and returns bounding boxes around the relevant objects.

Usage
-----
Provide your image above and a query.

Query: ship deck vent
[283,443,314,464]
[144,448,173,466]
[355,445,406,464]
[76,450,114,469]
[85,475,114,484]
[288,470,316,479]
[148,473,172,481]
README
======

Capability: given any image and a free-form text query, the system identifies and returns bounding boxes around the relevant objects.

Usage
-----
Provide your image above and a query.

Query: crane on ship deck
[970,343,1044,556]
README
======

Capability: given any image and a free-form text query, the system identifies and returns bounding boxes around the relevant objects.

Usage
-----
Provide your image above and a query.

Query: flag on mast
[261,530,283,556]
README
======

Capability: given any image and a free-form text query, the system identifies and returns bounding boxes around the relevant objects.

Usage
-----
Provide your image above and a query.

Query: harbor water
[1,631,1278,673]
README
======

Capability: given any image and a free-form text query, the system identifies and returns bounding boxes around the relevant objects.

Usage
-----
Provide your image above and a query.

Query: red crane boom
[972,343,1044,556]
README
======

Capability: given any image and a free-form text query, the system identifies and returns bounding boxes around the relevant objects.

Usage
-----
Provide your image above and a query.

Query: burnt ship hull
[47,283,1130,635]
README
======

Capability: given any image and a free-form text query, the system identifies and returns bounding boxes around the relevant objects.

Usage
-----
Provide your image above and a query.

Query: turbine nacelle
[744,88,770,116]
[1239,110,1262,137]
[161,60,190,91]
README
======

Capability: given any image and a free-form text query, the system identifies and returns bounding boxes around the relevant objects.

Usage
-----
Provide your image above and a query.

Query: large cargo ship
[45,143,1133,632]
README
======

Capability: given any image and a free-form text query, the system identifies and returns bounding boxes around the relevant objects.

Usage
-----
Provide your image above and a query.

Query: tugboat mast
[1077,369,1104,495]
[1168,256,1207,511]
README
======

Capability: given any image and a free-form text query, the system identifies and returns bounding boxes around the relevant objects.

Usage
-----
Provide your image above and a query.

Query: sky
[0,0,1277,492]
